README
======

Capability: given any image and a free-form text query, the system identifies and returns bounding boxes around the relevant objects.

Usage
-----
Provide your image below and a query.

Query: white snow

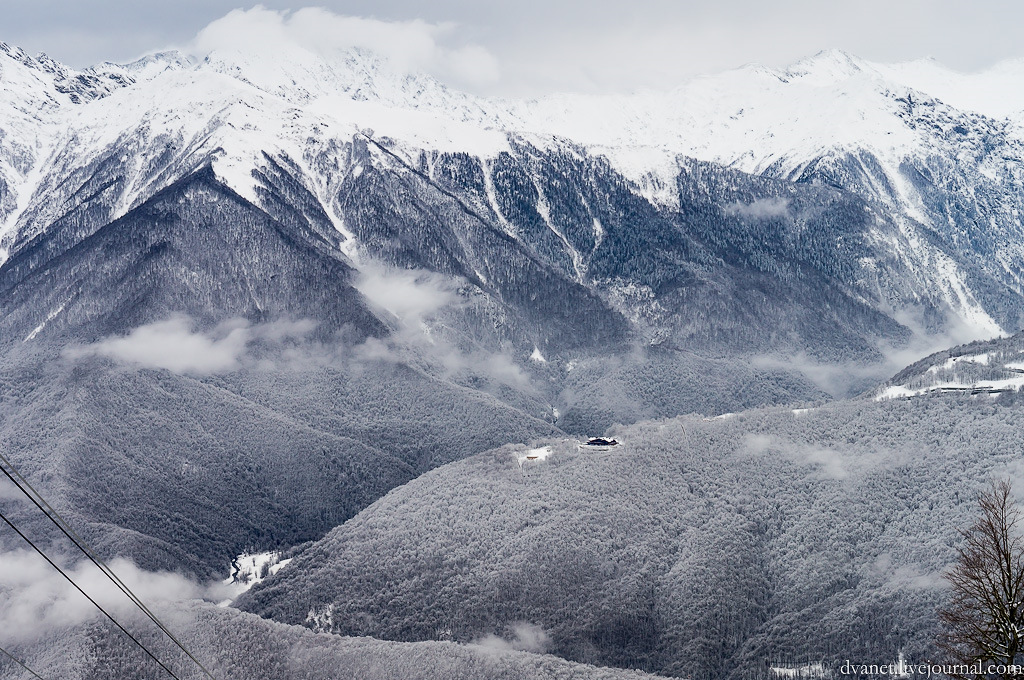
[517,446,553,465]
[531,177,585,280]
[530,346,547,363]
[875,57,1024,120]
[877,373,1024,401]
[309,96,510,158]
[219,550,291,605]
[4,43,1024,342]
[929,353,992,373]
[305,604,334,633]
[770,662,827,679]
[5,45,1024,229]
[23,298,70,343]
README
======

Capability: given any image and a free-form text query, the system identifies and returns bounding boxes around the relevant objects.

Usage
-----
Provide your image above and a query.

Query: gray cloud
[741,432,901,480]
[868,552,947,591]
[354,262,458,329]
[57,290,534,392]
[63,315,316,376]
[752,304,1004,398]
[472,622,551,654]
[0,483,28,503]
[0,548,227,645]
[351,329,534,392]
[189,7,499,89]
[6,2,1024,95]
[351,263,535,391]
[725,197,790,220]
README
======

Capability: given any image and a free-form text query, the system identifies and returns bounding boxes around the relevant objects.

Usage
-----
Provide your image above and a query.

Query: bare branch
[939,481,1024,679]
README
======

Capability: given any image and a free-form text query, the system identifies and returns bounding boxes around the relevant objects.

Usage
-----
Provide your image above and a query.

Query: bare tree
[939,480,1024,676]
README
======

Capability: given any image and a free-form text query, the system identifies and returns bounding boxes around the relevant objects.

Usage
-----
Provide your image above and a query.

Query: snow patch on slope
[219,550,292,605]
[517,446,553,465]
[876,345,1024,401]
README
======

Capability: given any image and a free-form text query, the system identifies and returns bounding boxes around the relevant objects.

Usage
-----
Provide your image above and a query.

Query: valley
[3,22,1024,679]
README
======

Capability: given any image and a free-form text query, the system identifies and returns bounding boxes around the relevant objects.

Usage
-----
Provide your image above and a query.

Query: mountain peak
[114,50,196,81]
[785,49,876,83]
[0,40,134,104]
[0,41,29,64]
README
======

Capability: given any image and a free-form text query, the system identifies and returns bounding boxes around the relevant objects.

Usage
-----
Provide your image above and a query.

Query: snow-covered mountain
[8,35,1024,679]
[4,39,1024,428]
[507,50,1024,337]
[876,330,1024,400]
[3,42,1023,348]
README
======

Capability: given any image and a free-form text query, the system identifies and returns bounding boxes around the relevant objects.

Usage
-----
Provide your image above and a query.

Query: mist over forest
[5,7,1024,679]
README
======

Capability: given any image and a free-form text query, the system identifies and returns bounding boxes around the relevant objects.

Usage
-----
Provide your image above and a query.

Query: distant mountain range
[4,37,1024,679]
[5,42,1024,357]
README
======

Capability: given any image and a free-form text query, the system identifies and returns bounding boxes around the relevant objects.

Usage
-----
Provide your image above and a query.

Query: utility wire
[0,644,48,680]
[0,507,184,680]
[0,453,217,680]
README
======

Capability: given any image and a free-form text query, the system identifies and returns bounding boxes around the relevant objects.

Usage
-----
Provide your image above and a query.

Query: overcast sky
[1,1,1021,95]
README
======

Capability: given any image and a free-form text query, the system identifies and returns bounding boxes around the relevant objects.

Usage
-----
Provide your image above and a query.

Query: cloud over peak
[188,6,500,90]
[63,316,317,376]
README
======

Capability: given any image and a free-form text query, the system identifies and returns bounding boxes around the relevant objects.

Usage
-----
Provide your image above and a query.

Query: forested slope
[242,392,1024,678]
[0,347,560,577]
[3,600,670,680]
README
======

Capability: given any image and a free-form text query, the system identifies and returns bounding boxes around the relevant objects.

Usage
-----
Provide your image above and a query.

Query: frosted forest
[4,4,1024,679]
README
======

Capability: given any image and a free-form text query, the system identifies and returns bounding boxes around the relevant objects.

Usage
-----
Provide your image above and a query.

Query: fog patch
[351,333,533,392]
[796,446,850,480]
[725,197,790,220]
[742,433,774,455]
[868,553,946,591]
[190,7,500,91]
[753,307,1004,398]
[742,433,855,479]
[752,352,888,398]
[63,316,316,376]
[0,549,230,645]
[883,306,1004,368]
[0,484,29,503]
[61,264,537,393]
[472,622,551,654]
[354,263,458,329]
[351,263,535,392]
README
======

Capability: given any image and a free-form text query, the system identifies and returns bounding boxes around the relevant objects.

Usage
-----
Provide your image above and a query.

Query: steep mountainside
[5,600,669,680]
[2,43,1020,367]
[3,33,1024,634]
[0,344,560,577]
[241,393,1024,678]
[4,31,1024,680]
[509,51,1024,337]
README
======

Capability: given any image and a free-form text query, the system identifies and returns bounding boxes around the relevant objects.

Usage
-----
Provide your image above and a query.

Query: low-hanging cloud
[351,326,534,392]
[189,6,500,90]
[472,622,551,654]
[0,548,228,645]
[752,302,1006,398]
[742,432,873,480]
[725,197,791,220]
[351,263,535,391]
[354,262,458,329]
[63,315,316,376]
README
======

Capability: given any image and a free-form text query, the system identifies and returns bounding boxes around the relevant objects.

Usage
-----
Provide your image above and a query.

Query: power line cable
[0,454,217,680]
[0,507,184,680]
[0,645,48,680]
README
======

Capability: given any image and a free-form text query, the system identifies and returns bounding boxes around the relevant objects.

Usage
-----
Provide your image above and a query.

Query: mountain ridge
[5,33,1024,679]
[2,40,1019,345]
